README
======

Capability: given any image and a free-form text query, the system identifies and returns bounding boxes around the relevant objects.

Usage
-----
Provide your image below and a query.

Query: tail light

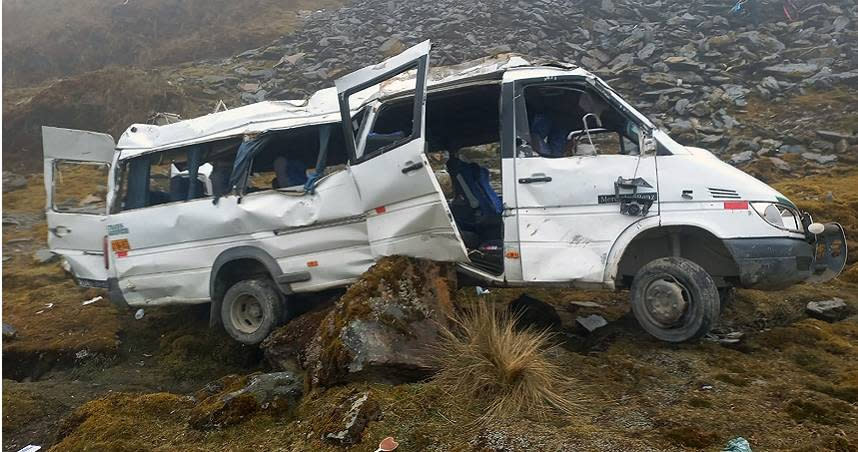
[103,235,109,269]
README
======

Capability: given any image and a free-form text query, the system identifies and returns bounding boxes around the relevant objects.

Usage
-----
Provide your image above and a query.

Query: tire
[221,279,285,345]
[630,257,720,342]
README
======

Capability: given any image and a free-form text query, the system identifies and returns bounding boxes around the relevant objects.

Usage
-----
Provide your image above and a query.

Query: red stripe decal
[723,201,749,210]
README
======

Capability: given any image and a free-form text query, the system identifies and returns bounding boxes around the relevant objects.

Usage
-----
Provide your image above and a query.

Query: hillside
[3,0,858,451]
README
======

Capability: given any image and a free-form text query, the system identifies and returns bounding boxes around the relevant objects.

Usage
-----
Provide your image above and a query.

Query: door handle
[49,226,72,237]
[518,175,552,184]
[401,161,425,174]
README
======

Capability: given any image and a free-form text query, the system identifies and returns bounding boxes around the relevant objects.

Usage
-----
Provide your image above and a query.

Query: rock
[641,72,677,87]
[274,52,306,68]
[379,37,405,58]
[769,157,792,171]
[729,150,754,165]
[306,256,456,388]
[816,130,857,144]
[806,298,850,323]
[576,314,608,333]
[764,63,820,80]
[674,98,691,115]
[637,42,656,59]
[33,249,57,264]
[322,390,381,446]
[801,152,837,164]
[3,322,17,339]
[239,83,260,93]
[508,294,562,331]
[189,372,303,430]
[779,144,807,154]
[262,307,332,372]
[2,172,27,192]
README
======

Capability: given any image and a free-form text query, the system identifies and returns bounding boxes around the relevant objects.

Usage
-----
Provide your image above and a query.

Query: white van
[43,41,847,344]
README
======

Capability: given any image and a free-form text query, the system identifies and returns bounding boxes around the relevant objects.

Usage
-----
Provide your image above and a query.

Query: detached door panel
[336,40,468,262]
[42,127,115,285]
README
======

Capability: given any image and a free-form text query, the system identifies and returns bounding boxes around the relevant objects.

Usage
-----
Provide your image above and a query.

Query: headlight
[751,202,803,232]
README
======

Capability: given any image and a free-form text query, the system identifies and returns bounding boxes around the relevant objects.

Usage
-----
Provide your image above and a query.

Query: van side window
[52,161,109,214]
[115,139,240,212]
[242,124,348,194]
[516,84,642,158]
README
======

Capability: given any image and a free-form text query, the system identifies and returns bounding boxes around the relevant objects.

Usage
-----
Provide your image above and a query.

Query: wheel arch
[208,246,285,327]
[606,220,740,289]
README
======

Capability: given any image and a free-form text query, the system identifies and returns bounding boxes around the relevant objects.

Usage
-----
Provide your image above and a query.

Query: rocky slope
[3,0,858,450]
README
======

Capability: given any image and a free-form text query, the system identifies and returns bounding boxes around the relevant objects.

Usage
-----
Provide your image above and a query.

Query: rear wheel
[221,279,285,345]
[630,257,719,342]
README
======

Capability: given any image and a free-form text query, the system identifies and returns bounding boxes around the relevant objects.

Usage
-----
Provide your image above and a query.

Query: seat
[446,156,503,248]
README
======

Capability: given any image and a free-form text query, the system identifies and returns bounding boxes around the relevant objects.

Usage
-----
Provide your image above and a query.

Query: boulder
[806,298,850,323]
[189,372,302,430]
[262,307,332,372]
[322,390,381,446]
[306,256,456,389]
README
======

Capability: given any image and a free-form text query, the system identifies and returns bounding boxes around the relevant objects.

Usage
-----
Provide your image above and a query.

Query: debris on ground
[576,314,608,334]
[3,322,18,340]
[134,309,145,320]
[723,436,753,452]
[321,390,381,446]
[375,436,399,451]
[806,298,850,322]
[32,250,56,264]
[82,296,103,306]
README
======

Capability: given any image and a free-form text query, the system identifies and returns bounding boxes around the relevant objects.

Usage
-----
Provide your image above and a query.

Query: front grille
[709,187,741,199]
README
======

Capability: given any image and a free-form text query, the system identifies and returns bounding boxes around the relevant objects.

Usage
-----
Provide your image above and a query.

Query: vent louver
[708,188,741,199]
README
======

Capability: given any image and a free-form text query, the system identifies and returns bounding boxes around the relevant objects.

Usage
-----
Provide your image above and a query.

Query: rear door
[42,126,114,286]
[335,40,468,261]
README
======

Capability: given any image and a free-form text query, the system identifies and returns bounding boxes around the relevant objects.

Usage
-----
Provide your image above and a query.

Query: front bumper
[724,223,847,290]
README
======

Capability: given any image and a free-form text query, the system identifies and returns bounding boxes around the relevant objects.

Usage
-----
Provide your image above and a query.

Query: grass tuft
[432,301,577,423]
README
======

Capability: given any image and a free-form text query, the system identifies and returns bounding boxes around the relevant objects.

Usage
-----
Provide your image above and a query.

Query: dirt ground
[3,165,857,451]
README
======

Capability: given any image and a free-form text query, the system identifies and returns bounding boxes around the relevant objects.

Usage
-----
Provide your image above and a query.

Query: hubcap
[231,294,264,334]
[644,278,689,327]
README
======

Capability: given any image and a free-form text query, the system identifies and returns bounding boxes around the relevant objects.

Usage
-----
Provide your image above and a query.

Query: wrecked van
[44,41,847,344]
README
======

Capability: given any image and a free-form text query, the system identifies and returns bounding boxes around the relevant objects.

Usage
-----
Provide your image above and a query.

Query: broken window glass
[52,161,109,214]
[517,83,642,158]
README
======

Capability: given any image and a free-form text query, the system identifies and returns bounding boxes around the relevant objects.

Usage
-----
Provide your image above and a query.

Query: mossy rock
[306,256,456,389]
[188,372,302,430]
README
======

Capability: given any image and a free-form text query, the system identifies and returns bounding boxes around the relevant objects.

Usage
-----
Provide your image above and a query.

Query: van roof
[116,54,589,158]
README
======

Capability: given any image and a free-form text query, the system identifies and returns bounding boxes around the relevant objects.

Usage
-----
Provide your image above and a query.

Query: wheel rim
[643,277,690,328]
[231,294,264,334]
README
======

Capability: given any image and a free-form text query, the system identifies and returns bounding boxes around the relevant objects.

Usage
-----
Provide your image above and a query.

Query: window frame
[51,159,111,215]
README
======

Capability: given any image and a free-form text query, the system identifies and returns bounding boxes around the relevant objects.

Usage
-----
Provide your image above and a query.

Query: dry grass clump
[432,302,576,423]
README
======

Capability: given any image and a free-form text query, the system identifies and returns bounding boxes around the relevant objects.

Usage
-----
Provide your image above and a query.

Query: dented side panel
[107,170,372,306]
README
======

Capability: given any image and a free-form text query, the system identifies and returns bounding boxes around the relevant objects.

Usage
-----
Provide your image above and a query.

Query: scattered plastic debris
[375,436,399,452]
[82,296,103,306]
[3,322,18,339]
[135,308,145,320]
[475,286,490,295]
[75,349,91,360]
[576,314,608,333]
[723,436,752,452]
[701,384,714,391]
[17,445,41,452]
[35,303,54,315]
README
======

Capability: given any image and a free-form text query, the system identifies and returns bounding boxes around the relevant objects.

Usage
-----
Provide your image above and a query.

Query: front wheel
[630,257,720,342]
[221,279,286,345]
